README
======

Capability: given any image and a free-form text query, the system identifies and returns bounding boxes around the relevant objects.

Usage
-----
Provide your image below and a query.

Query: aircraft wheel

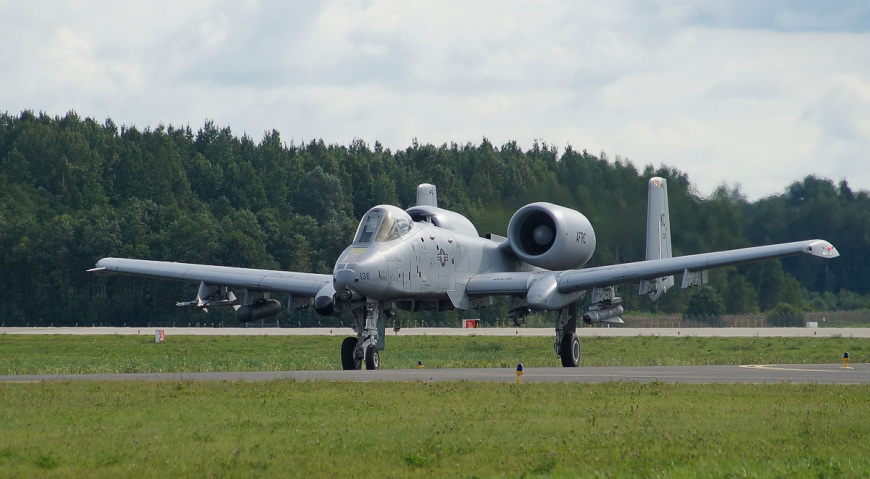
[560,333,580,367]
[365,345,380,370]
[341,337,361,370]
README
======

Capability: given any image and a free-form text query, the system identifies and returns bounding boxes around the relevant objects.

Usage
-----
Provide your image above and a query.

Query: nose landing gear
[341,300,385,370]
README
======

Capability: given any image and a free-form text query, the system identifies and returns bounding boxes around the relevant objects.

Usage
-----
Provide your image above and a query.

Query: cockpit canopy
[353,205,413,244]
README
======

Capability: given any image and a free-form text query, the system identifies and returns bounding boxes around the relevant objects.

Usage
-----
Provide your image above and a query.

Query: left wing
[90,258,332,298]
[466,239,839,311]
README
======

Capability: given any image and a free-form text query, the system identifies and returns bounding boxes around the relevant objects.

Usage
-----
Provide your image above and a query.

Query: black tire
[560,333,580,367]
[365,345,380,370]
[341,337,361,370]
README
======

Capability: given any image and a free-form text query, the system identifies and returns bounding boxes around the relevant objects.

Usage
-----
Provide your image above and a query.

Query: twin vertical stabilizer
[638,177,674,301]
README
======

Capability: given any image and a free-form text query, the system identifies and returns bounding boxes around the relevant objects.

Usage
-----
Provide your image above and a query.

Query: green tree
[1,110,864,326]
[766,303,805,327]
[722,271,760,314]
[683,286,726,326]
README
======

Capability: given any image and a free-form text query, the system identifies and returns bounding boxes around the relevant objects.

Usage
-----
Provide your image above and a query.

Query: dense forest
[1,110,868,327]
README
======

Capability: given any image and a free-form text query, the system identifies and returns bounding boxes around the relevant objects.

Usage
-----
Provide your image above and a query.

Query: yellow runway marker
[843,352,853,369]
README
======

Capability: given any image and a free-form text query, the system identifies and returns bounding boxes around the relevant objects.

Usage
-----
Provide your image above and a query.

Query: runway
[3,327,868,385]
[2,364,867,385]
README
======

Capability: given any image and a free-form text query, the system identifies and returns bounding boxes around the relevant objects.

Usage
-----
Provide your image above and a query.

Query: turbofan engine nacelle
[507,202,596,270]
[314,283,337,316]
[236,299,282,323]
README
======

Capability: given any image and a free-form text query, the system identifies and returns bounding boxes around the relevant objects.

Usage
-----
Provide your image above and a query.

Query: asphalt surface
[1,364,867,385]
[3,327,868,385]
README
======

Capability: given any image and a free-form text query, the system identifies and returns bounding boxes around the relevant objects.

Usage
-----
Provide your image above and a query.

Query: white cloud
[2,0,869,200]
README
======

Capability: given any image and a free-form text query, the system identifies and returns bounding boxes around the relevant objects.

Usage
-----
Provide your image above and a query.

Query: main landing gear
[555,302,580,367]
[340,337,362,370]
[341,300,386,370]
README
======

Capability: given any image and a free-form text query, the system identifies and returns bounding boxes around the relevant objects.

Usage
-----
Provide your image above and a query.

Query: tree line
[1,110,867,327]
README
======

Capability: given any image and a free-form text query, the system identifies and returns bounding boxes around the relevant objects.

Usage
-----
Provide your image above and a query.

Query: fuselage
[332,205,529,309]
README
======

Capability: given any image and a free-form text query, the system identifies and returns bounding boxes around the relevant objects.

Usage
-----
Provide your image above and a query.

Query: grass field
[2,334,870,477]
[2,380,869,478]
[1,334,868,374]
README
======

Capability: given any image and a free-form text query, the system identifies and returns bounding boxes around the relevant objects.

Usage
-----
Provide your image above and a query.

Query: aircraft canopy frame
[354,206,413,244]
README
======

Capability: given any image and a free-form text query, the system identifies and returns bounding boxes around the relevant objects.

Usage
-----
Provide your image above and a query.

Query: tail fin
[416,183,437,207]
[638,177,674,301]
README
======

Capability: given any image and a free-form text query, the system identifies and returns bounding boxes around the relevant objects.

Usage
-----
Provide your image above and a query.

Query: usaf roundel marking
[437,248,449,267]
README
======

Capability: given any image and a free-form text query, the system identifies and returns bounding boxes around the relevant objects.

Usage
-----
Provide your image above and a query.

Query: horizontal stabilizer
[680,269,708,289]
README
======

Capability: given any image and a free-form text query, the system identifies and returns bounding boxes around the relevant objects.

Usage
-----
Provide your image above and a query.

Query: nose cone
[334,267,358,299]
[335,268,357,285]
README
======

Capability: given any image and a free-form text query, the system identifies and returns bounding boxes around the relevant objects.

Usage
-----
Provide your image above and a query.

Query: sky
[2,0,869,200]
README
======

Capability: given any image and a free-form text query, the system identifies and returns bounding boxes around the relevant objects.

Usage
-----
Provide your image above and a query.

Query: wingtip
[807,240,839,259]
[87,266,111,276]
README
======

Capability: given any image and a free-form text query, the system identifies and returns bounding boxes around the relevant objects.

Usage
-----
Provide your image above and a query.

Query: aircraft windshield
[354,207,413,244]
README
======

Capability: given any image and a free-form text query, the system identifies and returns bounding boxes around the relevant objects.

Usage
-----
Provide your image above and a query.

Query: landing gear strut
[341,300,385,370]
[555,303,580,367]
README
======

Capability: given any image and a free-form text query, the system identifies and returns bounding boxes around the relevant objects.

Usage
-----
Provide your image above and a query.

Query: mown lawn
[2,334,869,477]
[1,334,868,374]
[1,380,868,478]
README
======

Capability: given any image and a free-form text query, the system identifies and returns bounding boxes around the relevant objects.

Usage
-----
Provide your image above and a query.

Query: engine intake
[507,202,596,270]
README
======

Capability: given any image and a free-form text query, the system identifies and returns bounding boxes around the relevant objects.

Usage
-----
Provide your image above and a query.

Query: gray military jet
[90,178,839,369]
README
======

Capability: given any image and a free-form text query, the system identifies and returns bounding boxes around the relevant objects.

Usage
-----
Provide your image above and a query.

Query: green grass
[0,334,868,375]
[2,335,870,477]
[1,380,869,478]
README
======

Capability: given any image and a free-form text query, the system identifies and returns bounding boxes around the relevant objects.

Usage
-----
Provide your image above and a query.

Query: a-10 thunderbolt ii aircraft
[90,178,839,370]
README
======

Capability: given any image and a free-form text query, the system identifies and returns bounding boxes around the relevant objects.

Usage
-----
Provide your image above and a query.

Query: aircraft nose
[334,267,358,300]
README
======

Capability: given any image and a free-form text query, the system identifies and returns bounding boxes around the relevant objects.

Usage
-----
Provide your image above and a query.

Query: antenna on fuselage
[416,183,437,207]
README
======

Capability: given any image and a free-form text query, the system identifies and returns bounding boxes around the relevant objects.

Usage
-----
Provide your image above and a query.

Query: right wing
[89,258,332,298]
[466,239,839,311]
[557,239,838,294]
